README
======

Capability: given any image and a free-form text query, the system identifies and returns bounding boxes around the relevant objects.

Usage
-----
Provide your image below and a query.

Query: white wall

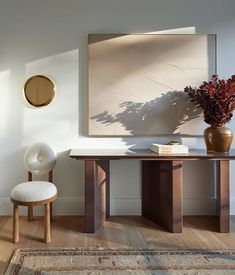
[0,0,235,215]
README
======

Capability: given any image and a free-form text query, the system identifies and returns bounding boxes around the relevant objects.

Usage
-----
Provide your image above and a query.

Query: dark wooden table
[70,149,235,233]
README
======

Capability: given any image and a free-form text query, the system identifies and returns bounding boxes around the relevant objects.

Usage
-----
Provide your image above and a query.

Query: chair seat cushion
[11,181,57,202]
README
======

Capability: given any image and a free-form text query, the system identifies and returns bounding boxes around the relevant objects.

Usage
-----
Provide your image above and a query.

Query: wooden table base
[84,159,183,233]
[218,160,230,233]
[142,160,183,233]
[85,160,110,233]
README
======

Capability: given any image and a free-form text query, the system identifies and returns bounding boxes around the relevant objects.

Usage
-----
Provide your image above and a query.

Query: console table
[70,149,235,233]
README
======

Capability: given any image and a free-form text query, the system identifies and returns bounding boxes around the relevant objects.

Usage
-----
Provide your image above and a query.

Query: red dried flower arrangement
[184,75,235,127]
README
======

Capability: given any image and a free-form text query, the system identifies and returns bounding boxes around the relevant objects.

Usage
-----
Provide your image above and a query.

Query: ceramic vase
[204,125,233,153]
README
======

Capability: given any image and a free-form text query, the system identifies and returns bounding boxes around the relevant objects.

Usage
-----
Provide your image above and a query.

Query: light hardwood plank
[0,216,235,274]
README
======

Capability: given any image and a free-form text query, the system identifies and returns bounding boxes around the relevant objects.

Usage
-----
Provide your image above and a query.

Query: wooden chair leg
[50,202,53,221]
[13,204,19,243]
[28,205,33,222]
[44,203,51,243]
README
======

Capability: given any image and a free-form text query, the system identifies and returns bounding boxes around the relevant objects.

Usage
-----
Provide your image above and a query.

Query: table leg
[218,160,230,233]
[142,160,183,233]
[85,160,110,233]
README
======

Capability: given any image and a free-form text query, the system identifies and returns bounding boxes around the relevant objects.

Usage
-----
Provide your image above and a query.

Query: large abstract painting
[88,34,216,136]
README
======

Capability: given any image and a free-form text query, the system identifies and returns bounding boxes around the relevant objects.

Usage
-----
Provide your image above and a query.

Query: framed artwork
[88,34,216,136]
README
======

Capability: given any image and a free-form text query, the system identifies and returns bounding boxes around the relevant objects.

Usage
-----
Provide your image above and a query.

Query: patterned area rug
[5,247,235,274]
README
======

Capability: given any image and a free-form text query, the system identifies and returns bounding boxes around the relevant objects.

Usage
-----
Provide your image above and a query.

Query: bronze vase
[204,125,233,153]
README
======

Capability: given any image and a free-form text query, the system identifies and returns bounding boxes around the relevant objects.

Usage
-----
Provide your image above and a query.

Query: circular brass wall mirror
[24,75,55,107]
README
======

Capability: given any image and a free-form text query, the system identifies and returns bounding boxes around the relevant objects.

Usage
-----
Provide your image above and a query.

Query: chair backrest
[24,143,57,176]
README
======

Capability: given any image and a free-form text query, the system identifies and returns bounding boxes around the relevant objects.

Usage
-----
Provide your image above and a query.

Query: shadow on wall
[91,91,201,136]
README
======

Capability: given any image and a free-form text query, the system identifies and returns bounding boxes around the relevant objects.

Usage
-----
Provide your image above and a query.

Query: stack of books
[150,143,189,154]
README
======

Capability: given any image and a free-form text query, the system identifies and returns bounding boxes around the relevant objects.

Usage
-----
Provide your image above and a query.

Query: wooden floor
[1,215,235,273]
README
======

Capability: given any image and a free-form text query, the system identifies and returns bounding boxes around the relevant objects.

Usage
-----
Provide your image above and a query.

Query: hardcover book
[150,143,189,154]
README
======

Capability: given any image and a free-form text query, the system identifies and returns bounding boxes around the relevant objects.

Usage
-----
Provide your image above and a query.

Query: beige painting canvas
[88,34,216,136]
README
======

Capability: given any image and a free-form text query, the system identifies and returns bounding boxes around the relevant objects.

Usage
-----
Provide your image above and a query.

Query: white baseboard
[110,198,218,216]
[0,197,84,216]
[110,198,141,215]
[230,198,235,215]
[1,197,234,216]
[183,198,216,215]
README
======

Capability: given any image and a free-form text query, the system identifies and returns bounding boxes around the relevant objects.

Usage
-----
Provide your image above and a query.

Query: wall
[0,0,235,215]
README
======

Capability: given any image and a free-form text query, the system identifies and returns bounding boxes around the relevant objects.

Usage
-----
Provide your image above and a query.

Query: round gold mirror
[24,75,55,107]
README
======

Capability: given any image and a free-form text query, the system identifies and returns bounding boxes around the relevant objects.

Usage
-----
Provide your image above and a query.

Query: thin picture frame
[88,33,216,136]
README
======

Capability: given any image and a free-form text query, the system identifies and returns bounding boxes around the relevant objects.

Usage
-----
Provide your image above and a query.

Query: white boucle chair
[10,143,57,243]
